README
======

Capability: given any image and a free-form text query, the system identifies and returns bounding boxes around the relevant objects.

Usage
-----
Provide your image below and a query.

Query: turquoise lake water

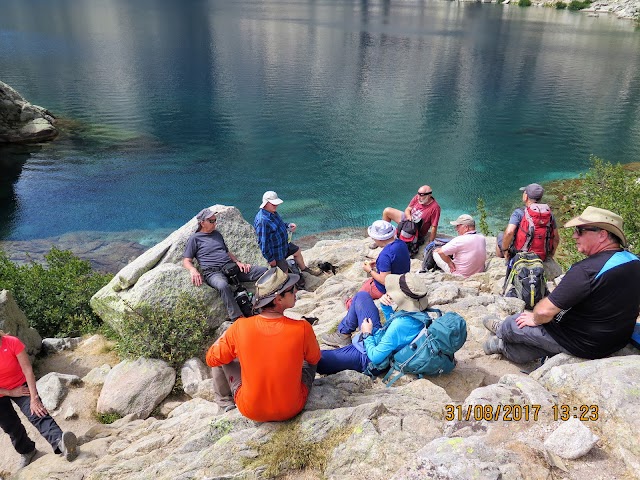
[1,0,640,242]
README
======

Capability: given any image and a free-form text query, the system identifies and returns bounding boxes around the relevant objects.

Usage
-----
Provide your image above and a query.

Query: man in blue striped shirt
[254,191,318,280]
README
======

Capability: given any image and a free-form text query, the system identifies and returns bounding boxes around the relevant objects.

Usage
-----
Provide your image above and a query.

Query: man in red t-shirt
[382,185,441,242]
[206,268,321,422]
[0,332,78,468]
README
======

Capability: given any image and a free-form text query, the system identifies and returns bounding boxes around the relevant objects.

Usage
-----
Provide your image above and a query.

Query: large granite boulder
[0,289,42,358]
[0,81,57,143]
[90,205,268,332]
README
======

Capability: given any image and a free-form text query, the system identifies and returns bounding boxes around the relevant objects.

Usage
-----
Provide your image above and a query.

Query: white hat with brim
[564,206,627,247]
[253,267,299,309]
[385,273,430,312]
[368,220,396,241]
[260,191,284,209]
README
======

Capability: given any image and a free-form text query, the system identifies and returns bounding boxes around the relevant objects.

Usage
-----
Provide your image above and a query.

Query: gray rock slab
[544,418,599,459]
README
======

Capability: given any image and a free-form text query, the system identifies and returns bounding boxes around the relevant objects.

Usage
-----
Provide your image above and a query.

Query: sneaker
[224,404,237,413]
[483,335,504,355]
[482,315,503,334]
[321,331,352,348]
[59,431,78,461]
[18,449,37,468]
[302,266,323,277]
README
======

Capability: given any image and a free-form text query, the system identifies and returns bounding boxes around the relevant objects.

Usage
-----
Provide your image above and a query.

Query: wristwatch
[362,332,371,340]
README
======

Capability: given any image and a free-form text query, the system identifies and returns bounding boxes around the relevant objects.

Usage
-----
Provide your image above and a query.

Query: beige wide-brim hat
[253,267,299,309]
[564,206,627,247]
[385,273,430,312]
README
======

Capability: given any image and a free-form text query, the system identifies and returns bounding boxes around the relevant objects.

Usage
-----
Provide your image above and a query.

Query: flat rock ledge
[0,80,57,143]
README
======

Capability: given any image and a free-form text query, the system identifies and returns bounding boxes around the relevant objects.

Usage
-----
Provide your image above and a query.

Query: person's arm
[228,251,251,273]
[0,385,30,397]
[501,224,518,257]
[549,228,560,257]
[255,216,276,266]
[435,248,456,273]
[183,257,203,286]
[303,322,322,366]
[16,350,48,417]
[206,326,238,367]
[514,297,561,328]
[364,261,389,286]
[363,319,406,365]
[428,225,438,242]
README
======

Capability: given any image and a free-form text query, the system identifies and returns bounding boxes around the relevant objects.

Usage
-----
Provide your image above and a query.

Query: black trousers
[0,392,63,454]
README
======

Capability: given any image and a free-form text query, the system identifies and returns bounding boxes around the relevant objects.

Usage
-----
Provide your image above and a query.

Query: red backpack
[513,204,554,261]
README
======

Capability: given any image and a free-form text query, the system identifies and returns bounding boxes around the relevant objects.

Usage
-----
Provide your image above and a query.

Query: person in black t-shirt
[483,206,640,363]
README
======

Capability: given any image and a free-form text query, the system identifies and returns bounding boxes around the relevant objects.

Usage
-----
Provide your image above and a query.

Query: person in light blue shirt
[317,273,430,375]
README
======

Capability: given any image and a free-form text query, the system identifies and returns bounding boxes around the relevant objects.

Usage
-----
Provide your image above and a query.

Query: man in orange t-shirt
[206,268,321,422]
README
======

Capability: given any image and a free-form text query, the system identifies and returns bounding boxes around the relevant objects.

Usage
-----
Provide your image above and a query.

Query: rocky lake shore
[1,206,638,479]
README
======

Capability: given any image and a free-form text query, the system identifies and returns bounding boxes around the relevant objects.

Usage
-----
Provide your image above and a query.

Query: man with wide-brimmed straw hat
[206,268,321,421]
[483,206,640,363]
[317,273,431,375]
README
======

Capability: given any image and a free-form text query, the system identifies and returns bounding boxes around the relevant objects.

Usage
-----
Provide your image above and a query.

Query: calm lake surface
[2,0,640,243]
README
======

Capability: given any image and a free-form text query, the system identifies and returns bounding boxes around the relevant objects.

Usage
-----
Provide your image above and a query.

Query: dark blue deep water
[2,0,640,242]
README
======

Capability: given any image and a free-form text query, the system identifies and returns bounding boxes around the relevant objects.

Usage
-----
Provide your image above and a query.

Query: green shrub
[556,1,567,8]
[116,295,213,368]
[548,156,640,269]
[568,0,591,10]
[96,412,122,424]
[0,247,111,337]
[518,0,532,6]
[476,198,491,236]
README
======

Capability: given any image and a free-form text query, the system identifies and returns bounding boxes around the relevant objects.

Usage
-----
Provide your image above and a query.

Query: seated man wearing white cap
[434,214,486,278]
[206,268,321,421]
[483,206,640,363]
[183,208,268,321]
[253,191,318,281]
[324,220,410,347]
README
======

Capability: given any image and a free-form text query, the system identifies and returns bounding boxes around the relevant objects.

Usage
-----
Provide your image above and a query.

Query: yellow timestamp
[444,404,600,422]
[552,404,599,421]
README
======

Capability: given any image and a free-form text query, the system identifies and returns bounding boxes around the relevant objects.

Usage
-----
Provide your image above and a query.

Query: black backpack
[503,252,546,309]
[420,238,449,272]
[397,219,422,257]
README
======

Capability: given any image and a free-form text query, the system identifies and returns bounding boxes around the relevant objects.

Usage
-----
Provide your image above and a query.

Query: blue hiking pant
[318,292,383,375]
[337,291,382,334]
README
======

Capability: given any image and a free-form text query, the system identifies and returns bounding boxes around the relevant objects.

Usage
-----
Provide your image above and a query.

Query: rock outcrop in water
[10,210,637,479]
[0,81,58,143]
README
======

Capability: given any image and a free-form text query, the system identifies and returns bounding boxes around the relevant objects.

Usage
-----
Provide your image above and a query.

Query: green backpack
[381,308,467,387]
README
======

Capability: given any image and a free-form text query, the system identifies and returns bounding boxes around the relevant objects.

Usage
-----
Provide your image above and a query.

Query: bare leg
[382,207,403,224]
[292,249,307,270]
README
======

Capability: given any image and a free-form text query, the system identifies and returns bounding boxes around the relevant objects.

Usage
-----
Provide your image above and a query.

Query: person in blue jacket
[317,273,430,375]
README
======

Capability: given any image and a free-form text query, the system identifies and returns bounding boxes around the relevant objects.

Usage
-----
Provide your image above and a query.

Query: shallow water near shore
[2,0,640,244]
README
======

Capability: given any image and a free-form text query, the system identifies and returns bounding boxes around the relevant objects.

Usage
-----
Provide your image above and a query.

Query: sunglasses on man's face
[574,226,600,236]
[206,218,217,224]
[282,285,297,295]
[417,191,432,196]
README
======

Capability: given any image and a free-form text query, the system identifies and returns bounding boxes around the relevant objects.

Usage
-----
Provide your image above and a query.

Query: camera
[221,261,254,317]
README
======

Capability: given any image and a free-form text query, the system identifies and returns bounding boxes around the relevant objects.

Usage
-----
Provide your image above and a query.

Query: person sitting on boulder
[317,273,429,375]
[253,191,321,281]
[382,185,441,244]
[339,220,411,319]
[206,268,321,421]
[183,208,268,321]
[0,331,78,469]
[483,206,640,363]
[434,214,486,278]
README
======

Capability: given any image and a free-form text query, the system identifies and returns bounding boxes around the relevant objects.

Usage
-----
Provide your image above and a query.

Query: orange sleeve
[303,322,321,365]
[206,323,238,367]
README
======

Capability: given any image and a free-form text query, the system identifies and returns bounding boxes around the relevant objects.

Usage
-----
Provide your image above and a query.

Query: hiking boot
[302,316,319,326]
[223,404,237,413]
[58,431,78,461]
[321,331,352,348]
[483,335,504,355]
[18,449,37,469]
[482,315,503,335]
[302,266,323,277]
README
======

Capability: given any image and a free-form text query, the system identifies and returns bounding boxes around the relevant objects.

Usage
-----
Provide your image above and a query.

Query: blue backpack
[631,323,640,349]
[381,308,467,387]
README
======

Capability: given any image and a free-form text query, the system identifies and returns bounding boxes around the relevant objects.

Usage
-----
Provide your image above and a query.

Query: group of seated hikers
[188,186,640,422]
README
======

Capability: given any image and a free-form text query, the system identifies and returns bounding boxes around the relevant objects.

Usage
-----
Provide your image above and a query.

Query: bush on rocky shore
[0,247,110,337]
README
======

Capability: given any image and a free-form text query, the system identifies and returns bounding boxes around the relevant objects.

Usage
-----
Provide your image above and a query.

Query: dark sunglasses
[206,218,217,224]
[574,226,601,236]
[281,285,297,295]
[418,191,433,196]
